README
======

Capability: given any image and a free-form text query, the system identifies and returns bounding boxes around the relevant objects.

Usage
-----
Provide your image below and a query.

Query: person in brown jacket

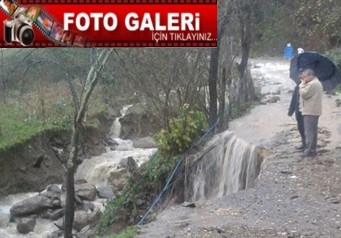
[299,68,323,157]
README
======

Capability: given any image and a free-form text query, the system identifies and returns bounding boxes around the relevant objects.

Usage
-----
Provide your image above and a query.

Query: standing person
[288,80,305,149]
[288,48,305,149]
[299,68,323,157]
[284,43,294,60]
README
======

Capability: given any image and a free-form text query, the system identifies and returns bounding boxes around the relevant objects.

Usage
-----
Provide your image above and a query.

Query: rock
[104,137,119,147]
[290,195,299,200]
[59,191,82,208]
[335,99,341,107]
[17,217,36,234]
[75,179,88,185]
[10,195,56,217]
[50,209,64,220]
[280,170,292,175]
[46,185,62,194]
[47,229,63,238]
[76,225,96,238]
[326,197,340,204]
[265,95,280,104]
[41,209,53,219]
[73,211,89,231]
[80,201,95,212]
[42,190,61,207]
[97,186,115,200]
[73,209,102,231]
[75,194,83,205]
[54,218,64,231]
[259,100,267,105]
[180,202,196,208]
[108,168,129,192]
[133,137,157,148]
[136,199,145,206]
[118,157,138,173]
[75,183,97,201]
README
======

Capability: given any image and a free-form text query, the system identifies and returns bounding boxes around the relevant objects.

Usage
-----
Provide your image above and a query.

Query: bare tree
[236,0,252,79]
[113,48,209,129]
[208,0,233,127]
[0,49,6,104]
[55,48,113,238]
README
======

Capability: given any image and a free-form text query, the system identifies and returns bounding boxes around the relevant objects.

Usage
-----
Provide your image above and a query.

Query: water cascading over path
[184,131,264,202]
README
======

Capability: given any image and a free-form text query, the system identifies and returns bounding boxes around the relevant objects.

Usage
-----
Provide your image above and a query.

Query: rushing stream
[0,193,55,238]
[0,105,157,237]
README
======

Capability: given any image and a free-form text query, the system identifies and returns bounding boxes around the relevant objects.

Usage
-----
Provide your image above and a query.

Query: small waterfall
[110,105,133,138]
[75,146,156,187]
[110,118,121,138]
[75,104,156,187]
[185,130,264,202]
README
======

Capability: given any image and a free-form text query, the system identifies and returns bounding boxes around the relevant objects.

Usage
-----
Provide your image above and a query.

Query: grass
[0,103,65,151]
[0,84,106,152]
[0,48,108,153]
[107,226,138,238]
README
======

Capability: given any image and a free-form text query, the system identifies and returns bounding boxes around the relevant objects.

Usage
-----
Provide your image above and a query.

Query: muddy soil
[135,59,341,238]
[0,112,113,195]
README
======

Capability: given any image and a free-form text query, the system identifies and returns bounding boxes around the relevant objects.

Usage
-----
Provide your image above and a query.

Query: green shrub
[96,195,127,236]
[97,151,177,236]
[327,48,341,70]
[326,48,341,93]
[105,226,137,238]
[97,105,207,236]
[142,152,175,184]
[155,104,207,156]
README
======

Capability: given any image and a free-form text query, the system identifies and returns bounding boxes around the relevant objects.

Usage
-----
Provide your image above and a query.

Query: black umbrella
[290,52,341,91]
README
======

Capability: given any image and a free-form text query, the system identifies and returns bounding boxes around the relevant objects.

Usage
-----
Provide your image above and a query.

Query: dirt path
[136,59,341,238]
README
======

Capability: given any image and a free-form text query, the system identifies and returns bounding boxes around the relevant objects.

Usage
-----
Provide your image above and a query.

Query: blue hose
[137,120,219,225]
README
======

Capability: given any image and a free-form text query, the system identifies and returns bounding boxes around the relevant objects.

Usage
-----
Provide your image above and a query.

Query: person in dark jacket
[288,83,305,149]
[288,48,305,149]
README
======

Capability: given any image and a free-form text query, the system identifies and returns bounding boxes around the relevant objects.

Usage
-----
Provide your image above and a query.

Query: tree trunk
[218,67,228,131]
[208,48,219,127]
[238,1,251,79]
[64,168,76,237]
[64,123,80,238]
[208,2,232,127]
[0,49,6,104]
[62,49,113,238]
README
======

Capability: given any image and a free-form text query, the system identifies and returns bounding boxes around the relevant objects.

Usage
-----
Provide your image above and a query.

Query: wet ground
[135,59,341,238]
